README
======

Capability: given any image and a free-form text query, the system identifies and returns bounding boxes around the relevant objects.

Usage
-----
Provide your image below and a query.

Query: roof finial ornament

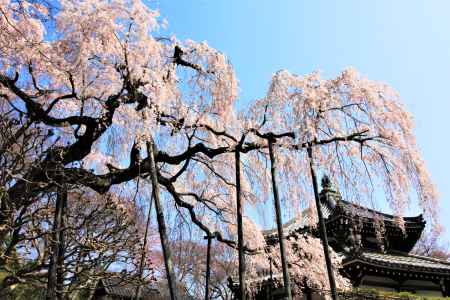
[321,175,332,190]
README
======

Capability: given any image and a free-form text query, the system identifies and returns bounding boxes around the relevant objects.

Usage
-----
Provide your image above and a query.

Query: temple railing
[301,288,447,300]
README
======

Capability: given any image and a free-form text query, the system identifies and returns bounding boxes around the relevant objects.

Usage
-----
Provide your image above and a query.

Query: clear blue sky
[157,1,450,240]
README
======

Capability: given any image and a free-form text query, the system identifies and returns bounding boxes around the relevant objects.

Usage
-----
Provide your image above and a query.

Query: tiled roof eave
[343,256,450,276]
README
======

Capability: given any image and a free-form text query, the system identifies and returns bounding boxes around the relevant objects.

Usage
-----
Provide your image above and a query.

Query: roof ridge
[340,200,424,220]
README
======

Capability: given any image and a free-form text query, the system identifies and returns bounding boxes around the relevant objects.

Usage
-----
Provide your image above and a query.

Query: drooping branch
[0,73,89,127]
[0,72,122,166]
[158,129,378,166]
[6,126,383,223]
[1,71,395,256]
[173,45,203,73]
[160,174,258,253]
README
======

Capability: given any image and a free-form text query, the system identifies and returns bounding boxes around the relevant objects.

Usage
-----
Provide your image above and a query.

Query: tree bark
[307,146,337,300]
[46,186,67,300]
[235,149,246,300]
[147,139,178,300]
[134,190,154,300]
[268,138,292,300]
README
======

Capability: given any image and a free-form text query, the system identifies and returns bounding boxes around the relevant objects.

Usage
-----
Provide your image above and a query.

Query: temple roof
[263,179,425,238]
[326,199,424,225]
[320,181,424,226]
[263,176,426,253]
[344,251,450,274]
[261,208,313,239]
[262,198,424,240]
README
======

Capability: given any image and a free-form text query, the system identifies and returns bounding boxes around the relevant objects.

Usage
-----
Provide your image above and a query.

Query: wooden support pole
[269,257,273,300]
[307,146,338,300]
[204,232,217,300]
[268,138,292,300]
[235,148,246,300]
[147,139,178,300]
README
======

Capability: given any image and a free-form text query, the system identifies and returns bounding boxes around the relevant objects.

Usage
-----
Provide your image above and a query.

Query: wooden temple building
[229,176,450,298]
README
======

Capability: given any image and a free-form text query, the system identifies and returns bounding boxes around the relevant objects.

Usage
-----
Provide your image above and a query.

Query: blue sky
[156,1,450,241]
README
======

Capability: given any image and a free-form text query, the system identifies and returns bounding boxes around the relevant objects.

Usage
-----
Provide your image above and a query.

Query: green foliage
[1,284,46,300]
[0,270,9,283]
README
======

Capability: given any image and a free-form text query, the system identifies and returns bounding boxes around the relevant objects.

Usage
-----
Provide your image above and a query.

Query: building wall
[359,275,443,297]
